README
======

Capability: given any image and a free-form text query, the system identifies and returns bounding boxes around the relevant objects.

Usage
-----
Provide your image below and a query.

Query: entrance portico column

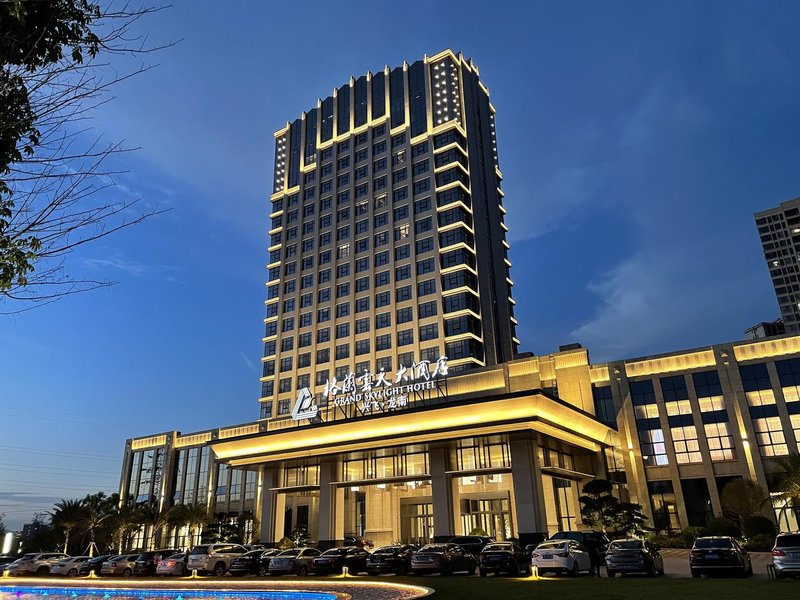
[258,466,279,545]
[509,435,548,547]
[317,459,337,550]
[430,444,455,542]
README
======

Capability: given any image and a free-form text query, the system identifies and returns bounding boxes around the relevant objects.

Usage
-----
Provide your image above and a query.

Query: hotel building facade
[119,51,800,550]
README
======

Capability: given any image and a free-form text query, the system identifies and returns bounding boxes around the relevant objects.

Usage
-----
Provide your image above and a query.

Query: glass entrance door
[401,501,434,546]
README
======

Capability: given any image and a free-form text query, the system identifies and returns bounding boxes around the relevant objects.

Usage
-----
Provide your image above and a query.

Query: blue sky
[1,0,799,530]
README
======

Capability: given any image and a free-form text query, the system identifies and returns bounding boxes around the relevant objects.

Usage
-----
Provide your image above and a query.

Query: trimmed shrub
[707,517,741,537]
[745,533,775,552]
[743,515,776,538]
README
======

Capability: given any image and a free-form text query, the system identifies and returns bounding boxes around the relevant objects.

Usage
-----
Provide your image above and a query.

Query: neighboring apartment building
[755,197,800,332]
[117,51,800,550]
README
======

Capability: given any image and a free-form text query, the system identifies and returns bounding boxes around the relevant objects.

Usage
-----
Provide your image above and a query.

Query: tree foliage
[720,478,767,525]
[0,0,170,308]
[579,478,648,536]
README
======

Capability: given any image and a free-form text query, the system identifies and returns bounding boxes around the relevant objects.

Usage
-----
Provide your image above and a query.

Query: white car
[530,540,591,576]
[9,552,70,576]
[186,543,248,576]
[50,556,90,577]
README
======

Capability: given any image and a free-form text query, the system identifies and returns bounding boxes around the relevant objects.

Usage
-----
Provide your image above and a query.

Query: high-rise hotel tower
[260,50,519,420]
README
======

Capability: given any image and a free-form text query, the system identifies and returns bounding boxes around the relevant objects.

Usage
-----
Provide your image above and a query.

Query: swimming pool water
[0,587,337,600]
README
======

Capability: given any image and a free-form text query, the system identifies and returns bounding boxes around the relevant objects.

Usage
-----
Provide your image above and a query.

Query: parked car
[411,543,476,576]
[0,556,17,566]
[548,531,610,554]
[447,536,494,556]
[690,536,752,578]
[50,556,90,577]
[530,540,591,576]
[268,548,321,576]
[256,549,281,576]
[311,546,369,575]
[9,552,69,576]
[243,544,266,552]
[186,543,248,576]
[134,549,179,576]
[366,545,416,575]
[100,554,139,577]
[229,550,267,576]
[605,539,664,577]
[478,542,530,577]
[155,553,188,576]
[343,535,374,549]
[772,532,800,579]
[79,555,111,576]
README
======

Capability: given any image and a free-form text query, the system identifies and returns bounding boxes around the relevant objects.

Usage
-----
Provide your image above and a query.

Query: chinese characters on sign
[291,355,449,421]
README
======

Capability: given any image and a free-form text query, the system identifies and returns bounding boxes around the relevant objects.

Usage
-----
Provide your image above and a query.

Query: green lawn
[388,574,796,600]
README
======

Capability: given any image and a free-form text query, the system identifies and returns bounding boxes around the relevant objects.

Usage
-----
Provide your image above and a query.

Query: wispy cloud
[240,353,257,374]
[83,254,181,280]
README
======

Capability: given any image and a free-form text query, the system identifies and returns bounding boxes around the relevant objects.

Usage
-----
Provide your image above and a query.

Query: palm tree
[80,493,115,556]
[51,499,85,554]
[110,505,140,554]
[182,502,211,549]
[136,505,169,550]
[775,454,800,528]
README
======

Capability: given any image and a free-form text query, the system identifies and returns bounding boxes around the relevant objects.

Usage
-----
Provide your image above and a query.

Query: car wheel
[67,569,78,577]
[213,563,226,577]
[441,564,451,576]
[607,570,616,578]
[298,565,308,577]
[511,562,520,577]
[480,568,487,577]
[646,563,655,577]
[691,569,700,578]
[122,568,132,577]
[570,561,579,577]
[258,565,268,577]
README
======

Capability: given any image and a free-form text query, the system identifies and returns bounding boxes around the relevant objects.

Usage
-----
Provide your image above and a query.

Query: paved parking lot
[657,549,772,578]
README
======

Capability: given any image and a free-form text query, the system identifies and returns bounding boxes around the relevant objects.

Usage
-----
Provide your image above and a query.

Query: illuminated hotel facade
[119,51,800,550]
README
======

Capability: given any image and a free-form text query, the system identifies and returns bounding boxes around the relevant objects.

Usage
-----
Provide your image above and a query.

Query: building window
[592,385,616,426]
[397,307,413,324]
[376,334,392,351]
[375,270,390,287]
[395,244,410,260]
[396,286,412,303]
[356,339,370,355]
[376,312,391,329]
[316,349,330,364]
[419,323,438,341]
[648,480,680,533]
[671,425,702,464]
[397,329,414,346]
[396,265,411,281]
[375,291,391,307]
[704,422,736,461]
[417,279,436,297]
[356,297,370,313]
[753,417,789,457]
[279,378,292,393]
[356,317,370,334]
[336,323,349,338]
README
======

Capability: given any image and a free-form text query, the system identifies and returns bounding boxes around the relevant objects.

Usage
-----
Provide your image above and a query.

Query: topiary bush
[742,515,776,538]
[707,517,741,537]
[745,533,776,552]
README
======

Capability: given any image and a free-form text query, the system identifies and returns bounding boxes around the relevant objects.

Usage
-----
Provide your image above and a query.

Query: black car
[343,535,374,549]
[229,550,267,576]
[549,531,610,554]
[411,544,476,575]
[605,539,664,577]
[79,555,111,576]
[134,549,179,576]
[447,536,494,556]
[366,545,417,575]
[690,537,752,578]
[478,542,530,577]
[311,546,369,575]
[257,549,281,576]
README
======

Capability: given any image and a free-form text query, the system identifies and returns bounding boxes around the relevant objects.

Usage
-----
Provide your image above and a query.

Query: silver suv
[10,552,69,576]
[186,543,247,576]
[772,532,800,578]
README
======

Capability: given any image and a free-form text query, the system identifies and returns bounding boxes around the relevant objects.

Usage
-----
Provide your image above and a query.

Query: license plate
[706,554,718,559]
[490,556,500,561]
[542,554,552,559]
[789,552,800,559]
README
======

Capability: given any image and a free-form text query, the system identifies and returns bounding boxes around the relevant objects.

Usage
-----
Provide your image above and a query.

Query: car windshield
[483,544,512,552]
[536,542,567,550]
[243,550,262,557]
[189,546,209,555]
[610,541,642,550]
[777,534,800,547]
[373,546,399,555]
[322,549,347,556]
[279,549,301,557]
[419,545,446,553]
[695,538,732,549]
[20,554,37,560]
[550,532,580,541]
[166,554,184,560]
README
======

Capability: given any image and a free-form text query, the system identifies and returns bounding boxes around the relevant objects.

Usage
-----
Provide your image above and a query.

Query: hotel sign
[291,356,449,422]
